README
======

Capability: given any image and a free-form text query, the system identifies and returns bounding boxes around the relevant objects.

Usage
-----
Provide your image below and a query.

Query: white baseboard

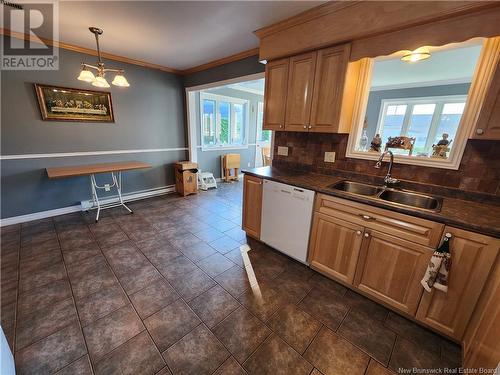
[0,185,175,227]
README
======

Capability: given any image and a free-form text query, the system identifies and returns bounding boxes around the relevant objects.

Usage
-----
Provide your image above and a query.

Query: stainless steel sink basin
[379,189,442,211]
[329,181,383,197]
[329,180,442,212]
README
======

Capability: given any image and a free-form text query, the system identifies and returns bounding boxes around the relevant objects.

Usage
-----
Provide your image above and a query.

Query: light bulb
[92,76,110,88]
[401,47,431,63]
[77,68,95,82]
[112,74,130,87]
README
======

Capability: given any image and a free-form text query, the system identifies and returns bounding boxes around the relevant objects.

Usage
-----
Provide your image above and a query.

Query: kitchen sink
[329,180,442,212]
[379,189,442,211]
[329,181,383,196]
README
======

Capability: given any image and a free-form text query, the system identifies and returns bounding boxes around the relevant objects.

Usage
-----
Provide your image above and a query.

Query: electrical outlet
[277,146,289,156]
[324,151,336,163]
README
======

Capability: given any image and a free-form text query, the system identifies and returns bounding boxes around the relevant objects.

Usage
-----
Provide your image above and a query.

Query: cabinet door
[263,58,289,131]
[354,230,433,315]
[474,55,500,139]
[308,212,364,285]
[416,227,499,340]
[242,175,263,239]
[309,44,351,133]
[284,52,317,132]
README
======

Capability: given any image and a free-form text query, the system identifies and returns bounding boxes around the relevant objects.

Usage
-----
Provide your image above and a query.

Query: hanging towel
[420,251,444,292]
[434,252,452,293]
[421,233,452,293]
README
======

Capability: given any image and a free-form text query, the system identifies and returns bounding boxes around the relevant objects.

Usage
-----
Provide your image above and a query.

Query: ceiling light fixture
[401,47,431,63]
[77,27,130,88]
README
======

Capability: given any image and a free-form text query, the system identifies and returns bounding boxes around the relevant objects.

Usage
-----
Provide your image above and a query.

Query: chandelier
[77,27,130,88]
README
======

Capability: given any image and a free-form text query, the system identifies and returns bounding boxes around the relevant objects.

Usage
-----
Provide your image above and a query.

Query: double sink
[330,180,442,212]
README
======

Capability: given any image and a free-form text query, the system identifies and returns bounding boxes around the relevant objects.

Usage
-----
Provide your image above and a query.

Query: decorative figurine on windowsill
[370,133,382,153]
[431,133,453,159]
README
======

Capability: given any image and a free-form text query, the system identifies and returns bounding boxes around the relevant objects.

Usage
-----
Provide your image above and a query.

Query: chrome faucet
[375,150,399,187]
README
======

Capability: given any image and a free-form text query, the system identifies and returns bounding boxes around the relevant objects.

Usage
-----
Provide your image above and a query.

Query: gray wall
[1,36,187,219]
[365,83,471,141]
[195,87,264,178]
[183,55,265,88]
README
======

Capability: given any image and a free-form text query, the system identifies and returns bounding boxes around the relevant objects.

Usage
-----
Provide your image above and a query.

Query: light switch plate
[324,151,336,163]
[277,146,289,156]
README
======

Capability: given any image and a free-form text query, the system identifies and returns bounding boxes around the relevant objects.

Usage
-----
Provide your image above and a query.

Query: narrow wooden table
[47,161,151,222]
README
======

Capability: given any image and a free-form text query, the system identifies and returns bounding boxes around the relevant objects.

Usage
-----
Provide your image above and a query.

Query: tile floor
[1,181,462,375]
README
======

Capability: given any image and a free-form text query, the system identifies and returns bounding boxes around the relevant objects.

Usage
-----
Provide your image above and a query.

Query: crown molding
[1,28,259,76]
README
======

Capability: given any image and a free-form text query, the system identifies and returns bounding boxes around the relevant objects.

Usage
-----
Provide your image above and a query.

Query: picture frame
[34,84,115,122]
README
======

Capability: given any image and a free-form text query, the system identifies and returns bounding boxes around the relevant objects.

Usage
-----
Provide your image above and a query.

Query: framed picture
[35,84,114,122]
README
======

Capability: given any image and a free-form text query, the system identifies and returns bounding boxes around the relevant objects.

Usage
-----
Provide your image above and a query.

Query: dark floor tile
[76,284,129,326]
[1,302,16,333]
[140,241,183,268]
[19,250,62,274]
[83,304,144,363]
[304,327,370,375]
[59,231,96,251]
[55,355,93,375]
[130,279,179,319]
[15,323,87,375]
[168,267,216,301]
[309,273,348,296]
[365,359,396,375]
[97,230,130,247]
[169,232,202,249]
[158,255,198,280]
[338,310,396,365]
[441,339,462,368]
[389,336,443,373]
[118,263,163,294]
[215,265,255,298]
[197,252,235,277]
[188,285,240,328]
[62,242,102,265]
[243,334,313,375]
[94,331,165,375]
[19,262,67,292]
[270,270,314,304]
[144,299,201,352]
[298,287,350,331]
[17,279,72,318]
[223,227,247,243]
[66,254,107,279]
[180,241,217,262]
[20,238,60,260]
[164,324,229,375]
[385,312,442,353]
[194,227,225,242]
[210,236,241,254]
[267,304,322,354]
[249,258,287,284]
[69,261,118,300]
[237,282,289,322]
[16,298,78,350]
[223,247,247,268]
[213,306,271,363]
[343,290,389,322]
[213,357,247,375]
[209,219,237,232]
[102,240,149,277]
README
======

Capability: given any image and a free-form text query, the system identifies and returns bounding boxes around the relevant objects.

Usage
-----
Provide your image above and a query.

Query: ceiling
[40,1,322,71]
[371,42,483,90]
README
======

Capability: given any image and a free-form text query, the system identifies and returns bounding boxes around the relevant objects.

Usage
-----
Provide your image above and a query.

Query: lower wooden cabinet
[242,175,263,239]
[416,226,500,340]
[354,230,433,315]
[308,212,364,284]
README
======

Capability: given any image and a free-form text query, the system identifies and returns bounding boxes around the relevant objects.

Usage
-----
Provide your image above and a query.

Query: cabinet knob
[308,125,312,129]
[303,125,307,129]
[364,233,370,238]
[476,128,484,135]
[356,230,362,235]
[359,214,373,221]
[279,125,283,128]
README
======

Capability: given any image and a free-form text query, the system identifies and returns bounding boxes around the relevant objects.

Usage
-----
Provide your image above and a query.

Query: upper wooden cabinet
[310,45,351,133]
[263,58,289,131]
[242,175,263,239]
[285,52,317,132]
[263,44,351,133]
[416,227,500,341]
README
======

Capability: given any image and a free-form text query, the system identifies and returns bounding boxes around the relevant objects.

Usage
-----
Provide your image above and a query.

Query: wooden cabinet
[263,58,289,131]
[242,175,263,239]
[416,227,500,340]
[284,52,317,132]
[354,230,433,315]
[308,212,364,284]
[310,45,351,133]
[263,44,350,133]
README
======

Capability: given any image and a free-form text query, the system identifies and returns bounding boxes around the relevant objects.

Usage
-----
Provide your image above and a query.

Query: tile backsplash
[273,132,500,196]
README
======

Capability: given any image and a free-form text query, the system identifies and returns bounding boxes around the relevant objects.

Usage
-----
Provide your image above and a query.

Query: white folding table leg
[112,172,133,214]
[90,174,102,222]
[89,171,133,222]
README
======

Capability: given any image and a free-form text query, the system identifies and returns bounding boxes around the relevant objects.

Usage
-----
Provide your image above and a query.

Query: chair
[261,146,271,166]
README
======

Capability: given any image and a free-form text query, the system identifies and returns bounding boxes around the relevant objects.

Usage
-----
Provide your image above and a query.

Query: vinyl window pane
[202,99,216,146]
[433,102,466,147]
[407,103,436,154]
[381,104,407,145]
[219,101,230,145]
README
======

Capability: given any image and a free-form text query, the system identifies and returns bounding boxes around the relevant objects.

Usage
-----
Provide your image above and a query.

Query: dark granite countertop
[243,166,500,238]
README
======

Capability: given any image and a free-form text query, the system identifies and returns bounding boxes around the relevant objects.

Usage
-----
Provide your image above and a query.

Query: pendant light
[401,47,431,63]
[77,27,130,88]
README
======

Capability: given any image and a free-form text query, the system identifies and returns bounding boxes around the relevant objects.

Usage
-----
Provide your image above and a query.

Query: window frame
[200,92,250,151]
[375,95,468,156]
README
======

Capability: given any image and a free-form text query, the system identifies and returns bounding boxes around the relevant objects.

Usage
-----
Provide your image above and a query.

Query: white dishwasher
[261,180,315,263]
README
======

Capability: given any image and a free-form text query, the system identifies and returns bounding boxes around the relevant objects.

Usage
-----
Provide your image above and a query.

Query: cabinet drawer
[315,194,444,248]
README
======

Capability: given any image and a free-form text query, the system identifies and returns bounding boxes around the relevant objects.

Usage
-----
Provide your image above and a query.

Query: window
[376,96,467,156]
[256,101,271,142]
[200,93,249,149]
